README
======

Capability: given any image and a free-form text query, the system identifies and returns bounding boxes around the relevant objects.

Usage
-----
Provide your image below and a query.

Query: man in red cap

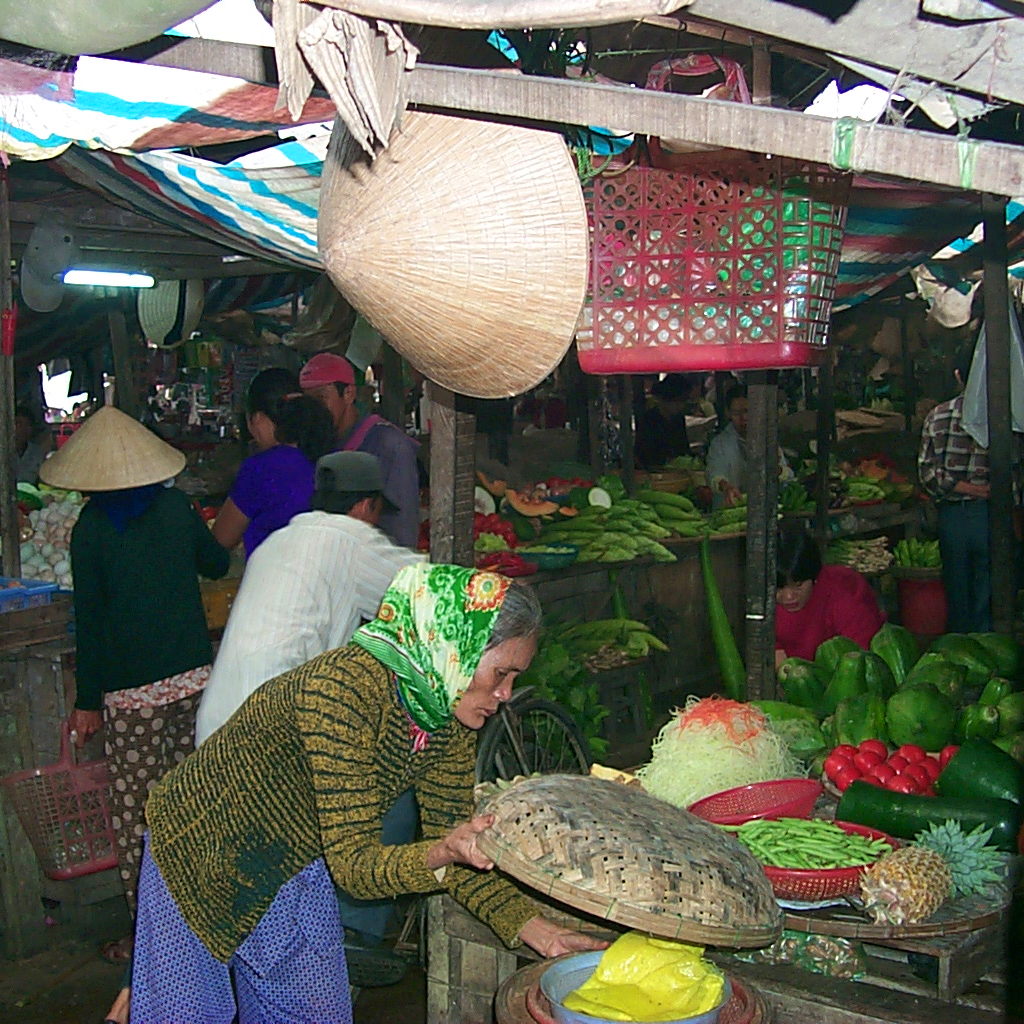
[299,351,420,548]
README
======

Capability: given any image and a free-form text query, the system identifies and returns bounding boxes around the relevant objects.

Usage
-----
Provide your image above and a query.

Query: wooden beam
[9,223,235,259]
[0,170,19,578]
[982,194,1015,635]
[685,0,1024,109]
[407,65,1024,195]
[115,40,1024,193]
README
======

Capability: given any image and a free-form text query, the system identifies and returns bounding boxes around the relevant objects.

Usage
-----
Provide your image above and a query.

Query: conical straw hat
[318,110,589,399]
[39,407,186,492]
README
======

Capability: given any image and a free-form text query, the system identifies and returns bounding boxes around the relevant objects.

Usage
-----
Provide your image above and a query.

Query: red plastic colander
[688,778,823,826]
[762,821,897,902]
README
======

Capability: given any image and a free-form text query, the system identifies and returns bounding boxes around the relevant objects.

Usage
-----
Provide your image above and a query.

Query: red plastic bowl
[762,821,897,902]
[688,778,823,826]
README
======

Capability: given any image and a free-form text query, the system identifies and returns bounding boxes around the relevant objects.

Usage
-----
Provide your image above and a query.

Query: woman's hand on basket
[426,813,496,871]
[518,916,609,958]
[68,709,103,747]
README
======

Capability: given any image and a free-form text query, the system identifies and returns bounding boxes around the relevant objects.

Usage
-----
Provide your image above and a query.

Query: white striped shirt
[195,511,422,744]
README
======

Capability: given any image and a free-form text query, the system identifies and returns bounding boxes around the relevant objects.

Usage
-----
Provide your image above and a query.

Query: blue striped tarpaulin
[0,55,335,161]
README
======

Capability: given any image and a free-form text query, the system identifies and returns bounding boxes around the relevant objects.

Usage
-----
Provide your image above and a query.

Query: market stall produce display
[17,489,83,588]
[636,698,800,810]
[774,623,1024,761]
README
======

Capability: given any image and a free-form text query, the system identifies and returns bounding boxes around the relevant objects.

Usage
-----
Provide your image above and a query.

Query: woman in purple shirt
[213,368,335,557]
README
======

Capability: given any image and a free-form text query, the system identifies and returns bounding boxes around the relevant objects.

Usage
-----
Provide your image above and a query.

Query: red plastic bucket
[896,573,948,636]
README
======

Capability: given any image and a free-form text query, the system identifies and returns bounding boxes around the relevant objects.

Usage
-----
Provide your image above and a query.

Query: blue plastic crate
[0,577,59,613]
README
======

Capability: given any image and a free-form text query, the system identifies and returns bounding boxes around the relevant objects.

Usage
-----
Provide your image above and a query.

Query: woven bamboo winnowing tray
[476,775,783,948]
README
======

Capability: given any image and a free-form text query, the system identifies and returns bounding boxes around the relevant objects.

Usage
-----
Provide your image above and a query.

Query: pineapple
[859,847,952,925]
[913,820,1005,898]
[859,819,1006,925]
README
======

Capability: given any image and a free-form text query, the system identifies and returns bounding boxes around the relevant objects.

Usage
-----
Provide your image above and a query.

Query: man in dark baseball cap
[313,450,398,515]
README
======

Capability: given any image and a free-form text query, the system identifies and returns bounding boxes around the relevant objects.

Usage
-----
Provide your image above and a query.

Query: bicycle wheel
[475,696,591,783]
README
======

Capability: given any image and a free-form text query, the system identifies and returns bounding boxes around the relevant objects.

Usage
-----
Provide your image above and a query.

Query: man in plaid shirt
[918,349,1019,632]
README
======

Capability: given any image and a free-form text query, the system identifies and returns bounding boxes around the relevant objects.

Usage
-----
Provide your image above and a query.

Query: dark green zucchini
[836,779,1022,851]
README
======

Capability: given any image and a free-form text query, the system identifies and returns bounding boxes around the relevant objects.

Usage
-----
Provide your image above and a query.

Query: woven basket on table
[476,774,783,947]
[319,110,590,399]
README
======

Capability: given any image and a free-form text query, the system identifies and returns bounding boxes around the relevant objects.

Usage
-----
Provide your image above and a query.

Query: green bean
[725,817,891,870]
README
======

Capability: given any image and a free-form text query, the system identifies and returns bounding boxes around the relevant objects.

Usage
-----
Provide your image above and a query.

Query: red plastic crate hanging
[577,154,851,374]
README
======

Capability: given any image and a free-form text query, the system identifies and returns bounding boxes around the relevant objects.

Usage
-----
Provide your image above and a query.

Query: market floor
[0,934,428,1024]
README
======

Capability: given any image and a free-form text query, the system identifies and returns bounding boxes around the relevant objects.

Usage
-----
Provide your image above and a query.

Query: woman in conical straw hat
[130,562,606,1024]
[39,406,230,1015]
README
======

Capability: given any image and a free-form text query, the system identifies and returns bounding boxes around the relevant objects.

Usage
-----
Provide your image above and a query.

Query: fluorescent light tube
[62,270,156,288]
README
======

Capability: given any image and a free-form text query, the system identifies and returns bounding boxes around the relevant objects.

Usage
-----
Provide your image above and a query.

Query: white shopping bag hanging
[961,300,1024,447]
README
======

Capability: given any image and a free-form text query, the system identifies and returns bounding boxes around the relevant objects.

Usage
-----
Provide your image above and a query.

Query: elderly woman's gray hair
[485,580,542,650]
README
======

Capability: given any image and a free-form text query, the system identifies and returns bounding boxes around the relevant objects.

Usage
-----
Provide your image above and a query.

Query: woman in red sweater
[775,527,885,664]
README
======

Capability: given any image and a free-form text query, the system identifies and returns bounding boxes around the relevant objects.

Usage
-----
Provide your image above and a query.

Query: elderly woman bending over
[129,562,604,1024]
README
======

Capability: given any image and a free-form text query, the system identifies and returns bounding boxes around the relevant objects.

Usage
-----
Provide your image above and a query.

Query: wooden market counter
[427,893,1007,1024]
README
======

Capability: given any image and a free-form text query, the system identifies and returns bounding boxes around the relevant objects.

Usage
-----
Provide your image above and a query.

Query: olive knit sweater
[146,645,539,961]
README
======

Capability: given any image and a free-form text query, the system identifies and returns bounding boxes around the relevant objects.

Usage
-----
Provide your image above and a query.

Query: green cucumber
[935,738,1024,805]
[836,779,1022,852]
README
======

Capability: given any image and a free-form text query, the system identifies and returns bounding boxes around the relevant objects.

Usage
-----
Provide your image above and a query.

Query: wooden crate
[717,920,1006,1023]
[730,957,1004,1024]
[426,894,615,1024]
[0,595,72,653]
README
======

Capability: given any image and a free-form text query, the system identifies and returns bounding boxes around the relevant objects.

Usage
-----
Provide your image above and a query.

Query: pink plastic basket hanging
[0,723,117,880]
[576,54,851,374]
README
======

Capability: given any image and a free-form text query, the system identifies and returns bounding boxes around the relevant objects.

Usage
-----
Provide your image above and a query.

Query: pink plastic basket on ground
[0,723,117,880]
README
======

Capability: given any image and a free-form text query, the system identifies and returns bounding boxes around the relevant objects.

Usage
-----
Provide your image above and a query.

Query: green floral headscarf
[350,563,510,732]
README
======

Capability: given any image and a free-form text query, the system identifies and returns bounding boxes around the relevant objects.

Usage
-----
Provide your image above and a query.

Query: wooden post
[619,376,635,494]
[900,305,915,434]
[751,45,772,106]
[379,339,405,428]
[0,168,19,578]
[108,301,141,419]
[588,375,605,474]
[429,385,475,567]
[981,194,1015,635]
[745,371,780,699]
[813,355,835,545]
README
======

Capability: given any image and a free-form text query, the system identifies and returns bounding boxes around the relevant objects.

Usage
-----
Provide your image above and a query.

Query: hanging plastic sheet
[961,300,1024,446]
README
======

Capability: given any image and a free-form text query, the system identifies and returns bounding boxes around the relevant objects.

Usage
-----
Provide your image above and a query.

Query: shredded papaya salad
[636,696,801,810]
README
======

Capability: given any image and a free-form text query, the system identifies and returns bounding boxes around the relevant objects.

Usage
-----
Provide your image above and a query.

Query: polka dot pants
[103,692,201,911]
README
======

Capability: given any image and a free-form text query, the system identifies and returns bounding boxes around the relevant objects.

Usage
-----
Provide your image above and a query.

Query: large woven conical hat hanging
[318,110,589,399]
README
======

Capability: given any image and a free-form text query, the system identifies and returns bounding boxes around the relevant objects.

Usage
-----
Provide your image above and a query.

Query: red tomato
[832,744,859,760]
[922,785,937,797]
[886,754,909,773]
[918,757,941,781]
[852,750,884,773]
[833,766,861,792]
[869,763,897,785]
[858,739,888,759]
[897,744,927,763]
[903,763,931,788]
[889,776,919,795]
[823,751,855,780]
[939,745,960,769]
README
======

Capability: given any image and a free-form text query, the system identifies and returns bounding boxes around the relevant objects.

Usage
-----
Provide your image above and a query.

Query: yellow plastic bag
[563,932,725,1022]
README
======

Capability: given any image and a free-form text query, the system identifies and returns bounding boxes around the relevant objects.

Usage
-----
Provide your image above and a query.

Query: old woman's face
[453,634,537,730]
